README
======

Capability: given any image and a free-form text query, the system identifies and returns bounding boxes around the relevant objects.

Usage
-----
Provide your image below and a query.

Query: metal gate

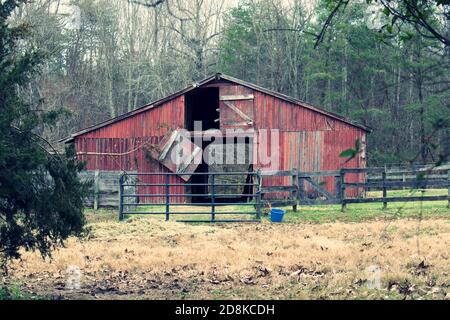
[119,171,262,222]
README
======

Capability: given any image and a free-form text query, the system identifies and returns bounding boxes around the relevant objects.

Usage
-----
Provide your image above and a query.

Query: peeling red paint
[74,79,367,202]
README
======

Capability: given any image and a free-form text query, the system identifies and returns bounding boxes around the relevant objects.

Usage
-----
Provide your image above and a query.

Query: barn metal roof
[62,73,371,143]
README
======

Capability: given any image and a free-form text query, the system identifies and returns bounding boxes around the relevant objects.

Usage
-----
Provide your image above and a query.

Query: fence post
[291,168,298,212]
[211,173,215,222]
[119,174,124,221]
[382,169,387,210]
[447,169,450,209]
[93,170,99,210]
[402,172,406,190]
[298,174,305,205]
[165,173,170,221]
[335,174,341,203]
[256,169,262,220]
[340,169,346,212]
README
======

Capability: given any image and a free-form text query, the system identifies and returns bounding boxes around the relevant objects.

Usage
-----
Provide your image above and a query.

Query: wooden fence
[261,169,344,210]
[82,163,449,210]
[80,170,136,209]
[260,169,299,211]
[261,163,450,211]
[341,165,450,211]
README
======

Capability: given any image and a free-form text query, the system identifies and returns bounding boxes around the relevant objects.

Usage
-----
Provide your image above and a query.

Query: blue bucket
[270,208,285,222]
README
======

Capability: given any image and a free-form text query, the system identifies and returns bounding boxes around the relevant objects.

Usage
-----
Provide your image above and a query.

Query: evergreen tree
[0,0,88,270]
[218,0,450,165]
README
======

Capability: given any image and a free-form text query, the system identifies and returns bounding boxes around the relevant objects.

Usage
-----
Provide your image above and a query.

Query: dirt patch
[4,216,450,299]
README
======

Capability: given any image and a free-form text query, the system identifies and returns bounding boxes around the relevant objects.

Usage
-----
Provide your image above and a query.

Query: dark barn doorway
[188,137,254,203]
[185,87,220,131]
[185,87,220,202]
[184,87,255,203]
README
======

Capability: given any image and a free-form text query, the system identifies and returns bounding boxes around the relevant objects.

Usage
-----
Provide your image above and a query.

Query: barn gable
[62,73,369,143]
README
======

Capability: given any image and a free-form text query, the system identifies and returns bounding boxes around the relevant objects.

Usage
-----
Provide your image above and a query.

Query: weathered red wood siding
[251,89,366,196]
[75,95,186,203]
[74,81,367,201]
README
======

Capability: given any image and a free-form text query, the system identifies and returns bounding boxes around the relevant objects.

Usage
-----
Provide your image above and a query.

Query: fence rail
[259,164,449,211]
[85,163,449,220]
[340,165,450,211]
[79,170,137,209]
[260,169,299,210]
[119,171,262,222]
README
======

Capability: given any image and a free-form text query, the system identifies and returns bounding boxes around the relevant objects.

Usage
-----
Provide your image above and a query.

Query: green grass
[366,188,447,198]
[282,200,449,224]
[0,284,46,300]
[122,202,258,222]
[282,189,449,224]
[90,189,449,224]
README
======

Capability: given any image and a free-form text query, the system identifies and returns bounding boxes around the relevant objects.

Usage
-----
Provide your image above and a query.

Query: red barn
[64,73,369,203]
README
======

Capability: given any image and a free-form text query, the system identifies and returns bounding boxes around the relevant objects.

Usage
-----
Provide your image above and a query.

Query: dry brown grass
[3,212,450,300]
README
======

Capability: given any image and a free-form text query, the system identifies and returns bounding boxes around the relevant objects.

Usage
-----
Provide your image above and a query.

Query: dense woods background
[12,0,450,166]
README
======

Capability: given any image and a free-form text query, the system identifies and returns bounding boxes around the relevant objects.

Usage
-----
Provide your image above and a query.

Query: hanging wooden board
[149,130,202,181]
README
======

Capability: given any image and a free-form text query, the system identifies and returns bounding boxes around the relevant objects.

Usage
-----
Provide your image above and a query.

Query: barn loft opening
[185,87,220,131]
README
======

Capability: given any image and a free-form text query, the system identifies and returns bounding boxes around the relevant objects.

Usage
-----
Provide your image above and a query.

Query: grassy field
[2,189,450,300]
[125,189,449,223]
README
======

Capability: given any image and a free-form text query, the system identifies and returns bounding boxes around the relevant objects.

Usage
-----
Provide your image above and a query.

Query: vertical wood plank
[382,169,387,210]
[335,174,341,200]
[93,170,99,210]
[340,169,346,212]
[119,174,124,221]
[447,169,450,208]
[298,175,305,205]
[291,168,298,212]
